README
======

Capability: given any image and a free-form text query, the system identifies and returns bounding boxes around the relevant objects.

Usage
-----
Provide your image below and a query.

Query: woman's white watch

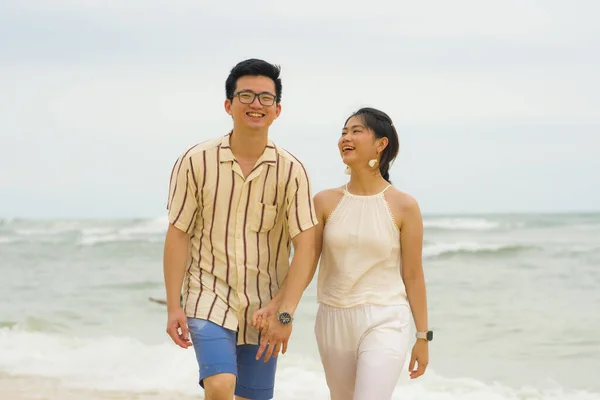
[416,330,433,341]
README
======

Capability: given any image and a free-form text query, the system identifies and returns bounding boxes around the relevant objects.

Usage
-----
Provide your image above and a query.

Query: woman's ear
[378,137,389,153]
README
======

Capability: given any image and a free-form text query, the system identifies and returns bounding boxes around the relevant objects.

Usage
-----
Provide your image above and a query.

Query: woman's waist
[317,281,408,305]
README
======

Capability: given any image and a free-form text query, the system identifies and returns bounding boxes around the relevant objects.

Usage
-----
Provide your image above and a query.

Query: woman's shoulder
[315,186,345,205]
[314,186,345,218]
[384,186,418,207]
[384,186,421,224]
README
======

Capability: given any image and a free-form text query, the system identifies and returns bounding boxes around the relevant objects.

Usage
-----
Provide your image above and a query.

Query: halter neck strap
[344,183,392,196]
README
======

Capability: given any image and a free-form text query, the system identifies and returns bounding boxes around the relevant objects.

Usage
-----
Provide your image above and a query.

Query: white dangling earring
[368,159,378,168]
[344,165,351,175]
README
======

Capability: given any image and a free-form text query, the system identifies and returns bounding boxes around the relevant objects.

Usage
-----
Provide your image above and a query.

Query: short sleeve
[167,153,199,234]
[286,164,319,239]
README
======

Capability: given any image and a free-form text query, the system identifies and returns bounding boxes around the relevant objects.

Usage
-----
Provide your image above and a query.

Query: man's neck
[229,128,268,161]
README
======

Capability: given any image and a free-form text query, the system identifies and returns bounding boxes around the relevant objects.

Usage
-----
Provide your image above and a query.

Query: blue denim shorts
[187,317,277,400]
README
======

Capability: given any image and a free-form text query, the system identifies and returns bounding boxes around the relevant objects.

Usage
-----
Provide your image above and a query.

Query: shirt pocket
[249,202,278,233]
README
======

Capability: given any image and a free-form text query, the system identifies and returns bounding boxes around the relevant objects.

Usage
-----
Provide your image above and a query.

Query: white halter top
[316,184,409,308]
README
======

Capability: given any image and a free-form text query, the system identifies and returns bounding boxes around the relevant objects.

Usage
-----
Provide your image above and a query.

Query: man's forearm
[163,224,190,311]
[405,276,428,332]
[277,245,316,315]
[270,278,288,305]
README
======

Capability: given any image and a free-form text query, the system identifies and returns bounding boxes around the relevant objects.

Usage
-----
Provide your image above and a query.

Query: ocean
[0,213,599,399]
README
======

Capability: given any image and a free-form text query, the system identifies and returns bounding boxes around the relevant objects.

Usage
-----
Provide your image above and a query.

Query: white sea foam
[78,217,169,245]
[14,226,79,236]
[117,216,169,235]
[423,242,528,258]
[0,329,597,400]
[78,233,164,246]
[424,217,502,231]
[0,236,20,244]
[2,218,170,246]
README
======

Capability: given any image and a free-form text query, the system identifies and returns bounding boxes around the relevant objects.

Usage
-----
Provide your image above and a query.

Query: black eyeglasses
[232,90,277,106]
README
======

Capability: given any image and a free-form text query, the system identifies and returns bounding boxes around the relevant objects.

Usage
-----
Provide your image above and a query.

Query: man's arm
[276,227,316,316]
[163,150,200,350]
[273,168,321,315]
[276,187,329,315]
[251,207,324,328]
[164,224,189,312]
[255,191,327,361]
[163,224,192,348]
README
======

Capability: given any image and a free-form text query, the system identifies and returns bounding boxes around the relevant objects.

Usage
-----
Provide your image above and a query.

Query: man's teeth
[247,113,264,117]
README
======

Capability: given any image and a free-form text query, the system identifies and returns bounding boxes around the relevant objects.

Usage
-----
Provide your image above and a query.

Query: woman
[312,107,431,399]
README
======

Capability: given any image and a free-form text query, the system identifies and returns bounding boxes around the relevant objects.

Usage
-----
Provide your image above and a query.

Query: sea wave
[423,217,503,231]
[0,329,597,399]
[424,242,533,258]
[423,214,600,232]
[5,317,68,333]
[78,234,164,246]
[116,216,169,235]
[0,237,21,245]
[0,217,169,246]
[78,217,169,246]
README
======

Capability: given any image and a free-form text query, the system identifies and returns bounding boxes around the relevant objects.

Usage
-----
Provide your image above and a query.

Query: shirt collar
[219,132,277,165]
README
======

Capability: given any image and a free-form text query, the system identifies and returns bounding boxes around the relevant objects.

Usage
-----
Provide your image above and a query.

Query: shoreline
[0,373,201,400]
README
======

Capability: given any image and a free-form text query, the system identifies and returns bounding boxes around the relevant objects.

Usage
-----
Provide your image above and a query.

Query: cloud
[3,1,599,60]
[6,0,598,39]
[0,0,599,217]
[267,0,554,37]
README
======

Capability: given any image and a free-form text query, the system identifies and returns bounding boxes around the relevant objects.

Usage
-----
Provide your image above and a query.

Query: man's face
[225,75,281,131]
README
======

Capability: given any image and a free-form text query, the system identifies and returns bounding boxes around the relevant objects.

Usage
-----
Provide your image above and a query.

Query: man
[163,58,318,400]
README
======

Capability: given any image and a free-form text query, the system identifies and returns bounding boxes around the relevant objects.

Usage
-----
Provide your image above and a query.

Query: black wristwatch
[416,330,433,341]
[276,311,293,325]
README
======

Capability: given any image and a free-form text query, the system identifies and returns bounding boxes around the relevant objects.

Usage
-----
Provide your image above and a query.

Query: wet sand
[0,373,201,400]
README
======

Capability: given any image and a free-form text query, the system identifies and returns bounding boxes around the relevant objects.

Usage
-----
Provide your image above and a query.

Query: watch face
[427,331,433,341]
[278,312,292,325]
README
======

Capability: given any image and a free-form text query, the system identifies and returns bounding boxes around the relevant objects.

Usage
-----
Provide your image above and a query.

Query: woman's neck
[346,167,389,195]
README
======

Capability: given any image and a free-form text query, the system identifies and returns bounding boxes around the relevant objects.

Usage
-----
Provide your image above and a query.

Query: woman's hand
[408,339,429,379]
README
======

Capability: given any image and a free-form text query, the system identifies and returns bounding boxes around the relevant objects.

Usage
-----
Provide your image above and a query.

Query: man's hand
[251,300,279,331]
[166,307,192,349]
[408,340,429,379]
[255,313,292,362]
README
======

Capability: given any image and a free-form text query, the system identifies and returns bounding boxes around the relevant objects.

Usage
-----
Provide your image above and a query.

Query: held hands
[166,307,192,349]
[251,302,292,362]
[408,339,429,379]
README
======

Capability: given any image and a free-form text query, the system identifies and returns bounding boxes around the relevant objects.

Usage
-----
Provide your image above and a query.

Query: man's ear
[274,103,282,119]
[224,98,232,115]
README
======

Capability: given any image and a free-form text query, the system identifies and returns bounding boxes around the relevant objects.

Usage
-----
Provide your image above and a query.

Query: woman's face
[338,116,382,168]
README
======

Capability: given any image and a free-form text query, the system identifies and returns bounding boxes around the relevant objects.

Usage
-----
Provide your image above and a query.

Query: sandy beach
[0,373,201,400]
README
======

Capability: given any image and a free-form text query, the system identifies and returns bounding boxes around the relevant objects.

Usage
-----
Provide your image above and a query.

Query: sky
[1,0,599,218]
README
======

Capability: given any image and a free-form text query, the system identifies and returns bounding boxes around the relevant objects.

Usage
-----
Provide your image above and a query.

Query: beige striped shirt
[167,132,318,345]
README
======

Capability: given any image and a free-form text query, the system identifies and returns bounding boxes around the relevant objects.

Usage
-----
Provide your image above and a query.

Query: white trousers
[314,303,411,400]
